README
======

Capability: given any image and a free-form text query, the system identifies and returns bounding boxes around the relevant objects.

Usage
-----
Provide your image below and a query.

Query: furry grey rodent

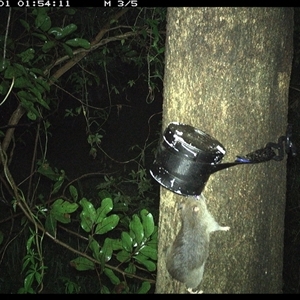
[166,195,230,293]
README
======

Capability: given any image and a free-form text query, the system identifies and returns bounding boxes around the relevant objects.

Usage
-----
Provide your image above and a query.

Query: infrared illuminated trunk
[155,7,293,293]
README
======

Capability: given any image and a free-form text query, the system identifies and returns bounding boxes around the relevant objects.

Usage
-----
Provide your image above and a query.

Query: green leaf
[89,237,101,261]
[95,197,113,223]
[116,250,131,263]
[29,68,44,76]
[18,286,35,294]
[137,281,151,294]
[100,285,110,294]
[100,238,113,263]
[147,227,158,250]
[35,77,50,92]
[62,43,74,58]
[45,213,57,237]
[0,36,14,50]
[18,48,35,63]
[19,98,40,119]
[89,238,100,252]
[40,16,51,32]
[139,245,157,260]
[52,199,78,214]
[32,33,47,41]
[28,86,41,99]
[70,257,95,271]
[27,111,37,121]
[37,162,59,181]
[35,10,46,27]
[158,46,165,54]
[134,254,156,272]
[125,50,138,57]
[18,90,34,101]
[95,214,119,234]
[104,268,120,285]
[14,76,33,89]
[124,262,136,275]
[109,238,123,251]
[69,185,78,202]
[14,63,27,74]
[21,256,31,273]
[26,234,35,252]
[65,38,90,49]
[0,80,9,95]
[50,198,78,223]
[60,24,78,39]
[4,65,24,79]
[79,198,96,232]
[98,190,111,200]
[24,272,34,291]
[48,27,63,38]
[42,40,56,53]
[114,202,128,212]
[140,209,155,238]
[121,232,133,252]
[0,59,9,73]
[51,171,65,194]
[48,24,77,40]
[34,271,43,285]
[129,214,144,245]
[20,19,30,31]
[28,87,50,109]
[65,8,76,15]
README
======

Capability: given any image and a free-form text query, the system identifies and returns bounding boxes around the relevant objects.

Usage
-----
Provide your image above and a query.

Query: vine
[0,7,165,293]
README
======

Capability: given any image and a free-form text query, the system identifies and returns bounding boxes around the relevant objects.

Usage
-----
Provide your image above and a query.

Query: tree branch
[48,8,130,84]
[49,29,142,71]
[0,137,155,284]
[2,8,130,154]
[1,104,26,153]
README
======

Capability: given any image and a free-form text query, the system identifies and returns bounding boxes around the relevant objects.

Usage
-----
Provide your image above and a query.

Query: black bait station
[150,122,296,196]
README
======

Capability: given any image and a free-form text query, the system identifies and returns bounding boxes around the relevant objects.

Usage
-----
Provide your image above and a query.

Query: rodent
[166,195,230,293]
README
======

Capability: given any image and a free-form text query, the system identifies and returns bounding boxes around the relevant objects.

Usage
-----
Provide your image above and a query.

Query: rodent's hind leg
[187,287,203,294]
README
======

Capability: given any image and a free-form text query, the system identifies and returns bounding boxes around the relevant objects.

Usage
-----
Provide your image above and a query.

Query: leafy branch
[0,7,165,293]
[1,8,130,154]
[0,141,156,292]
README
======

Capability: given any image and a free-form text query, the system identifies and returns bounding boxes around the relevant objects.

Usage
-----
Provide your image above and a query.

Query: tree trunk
[155,7,293,293]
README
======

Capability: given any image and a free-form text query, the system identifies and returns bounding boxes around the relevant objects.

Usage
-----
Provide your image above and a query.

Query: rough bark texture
[155,7,293,293]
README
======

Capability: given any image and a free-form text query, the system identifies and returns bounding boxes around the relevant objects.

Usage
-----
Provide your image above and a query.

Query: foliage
[0,7,165,293]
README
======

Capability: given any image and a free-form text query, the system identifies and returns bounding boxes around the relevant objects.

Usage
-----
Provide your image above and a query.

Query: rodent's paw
[187,287,203,294]
[220,226,230,231]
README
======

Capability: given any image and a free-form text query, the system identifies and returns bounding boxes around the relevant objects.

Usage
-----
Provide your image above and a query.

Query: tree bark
[155,7,293,293]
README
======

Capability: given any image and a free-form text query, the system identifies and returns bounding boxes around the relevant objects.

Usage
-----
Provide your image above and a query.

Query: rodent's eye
[177,200,185,210]
[178,203,184,210]
[193,206,200,213]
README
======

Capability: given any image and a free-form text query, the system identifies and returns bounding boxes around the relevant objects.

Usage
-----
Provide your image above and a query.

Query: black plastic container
[150,122,226,196]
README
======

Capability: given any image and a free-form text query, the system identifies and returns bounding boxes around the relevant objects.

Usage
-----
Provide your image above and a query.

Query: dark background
[0,7,300,293]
